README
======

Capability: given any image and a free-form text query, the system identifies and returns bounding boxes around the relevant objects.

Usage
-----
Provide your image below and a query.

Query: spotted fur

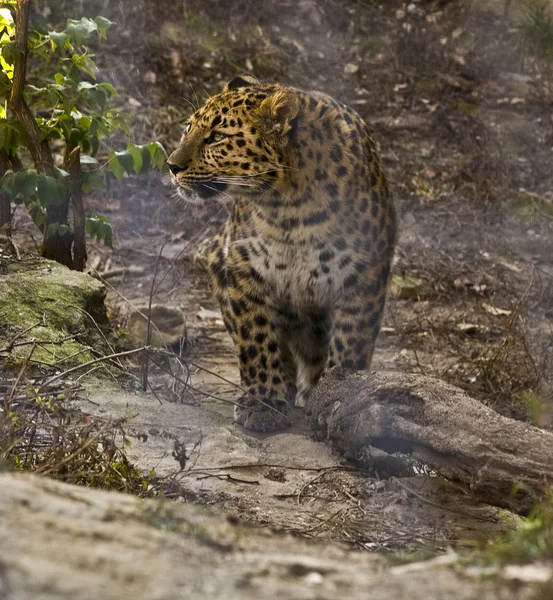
[168,75,396,431]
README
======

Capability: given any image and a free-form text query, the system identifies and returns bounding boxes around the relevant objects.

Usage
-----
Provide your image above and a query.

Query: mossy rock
[0,241,119,370]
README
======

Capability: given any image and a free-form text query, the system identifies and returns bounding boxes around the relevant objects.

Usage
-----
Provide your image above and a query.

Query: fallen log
[309,370,553,514]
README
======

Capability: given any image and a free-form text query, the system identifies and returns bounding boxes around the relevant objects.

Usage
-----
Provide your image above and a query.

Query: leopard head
[167,75,300,205]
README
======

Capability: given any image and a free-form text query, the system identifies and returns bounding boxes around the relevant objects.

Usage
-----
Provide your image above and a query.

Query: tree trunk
[64,146,86,271]
[9,0,73,267]
[0,150,11,235]
[309,370,553,515]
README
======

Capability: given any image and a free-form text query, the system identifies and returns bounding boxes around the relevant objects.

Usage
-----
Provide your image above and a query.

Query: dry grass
[0,343,158,495]
[389,261,551,421]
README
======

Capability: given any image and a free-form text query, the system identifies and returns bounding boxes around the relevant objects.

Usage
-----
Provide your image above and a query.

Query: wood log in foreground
[309,370,553,514]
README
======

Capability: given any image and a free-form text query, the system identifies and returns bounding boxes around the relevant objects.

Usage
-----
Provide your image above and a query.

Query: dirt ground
[11,0,553,555]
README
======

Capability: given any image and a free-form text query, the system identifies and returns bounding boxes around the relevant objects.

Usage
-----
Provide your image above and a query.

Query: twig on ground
[291,509,346,535]
[95,266,145,279]
[7,342,36,403]
[391,477,493,523]
[194,472,260,485]
[1,319,44,353]
[143,240,169,392]
[38,347,148,390]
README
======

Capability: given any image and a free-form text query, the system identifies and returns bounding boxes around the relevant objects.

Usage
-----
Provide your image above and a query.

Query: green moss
[503,194,553,224]
[456,100,479,115]
[0,248,119,369]
[414,76,441,94]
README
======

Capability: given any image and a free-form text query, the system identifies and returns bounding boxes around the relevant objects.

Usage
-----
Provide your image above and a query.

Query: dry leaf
[391,274,426,299]
[482,302,511,317]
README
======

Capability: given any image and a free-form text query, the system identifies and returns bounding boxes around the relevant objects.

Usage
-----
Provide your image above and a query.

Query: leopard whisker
[187,82,201,110]
[202,183,238,205]
[212,179,255,188]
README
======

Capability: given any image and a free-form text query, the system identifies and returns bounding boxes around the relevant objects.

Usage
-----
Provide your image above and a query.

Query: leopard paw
[234,398,291,432]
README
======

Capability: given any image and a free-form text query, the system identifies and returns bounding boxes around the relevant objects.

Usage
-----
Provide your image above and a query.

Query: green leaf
[37,175,63,207]
[89,133,99,156]
[59,117,72,140]
[27,200,47,228]
[46,222,59,238]
[85,214,114,247]
[80,155,99,165]
[49,31,69,50]
[0,71,12,99]
[67,18,98,47]
[93,87,107,111]
[46,87,59,107]
[103,226,114,248]
[14,170,38,198]
[71,53,97,79]
[0,7,15,30]
[126,144,143,174]
[139,144,152,173]
[85,217,97,236]
[1,42,20,64]
[82,169,103,193]
[108,150,134,180]
[80,137,91,154]
[54,166,70,178]
[93,16,115,39]
[146,141,169,170]
[77,81,95,91]
[68,127,81,146]
[99,82,119,97]
[1,170,15,197]
[92,117,111,136]
[0,122,9,151]
[107,150,123,180]
[54,73,65,86]
[62,96,77,115]
[0,120,27,154]
[24,84,45,95]
[47,128,62,141]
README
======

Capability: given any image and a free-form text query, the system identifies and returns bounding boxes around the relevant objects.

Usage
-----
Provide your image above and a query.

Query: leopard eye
[205,131,226,145]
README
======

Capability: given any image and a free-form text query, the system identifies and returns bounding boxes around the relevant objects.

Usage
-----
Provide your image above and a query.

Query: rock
[344,63,359,75]
[126,305,186,350]
[0,245,118,367]
[0,473,544,600]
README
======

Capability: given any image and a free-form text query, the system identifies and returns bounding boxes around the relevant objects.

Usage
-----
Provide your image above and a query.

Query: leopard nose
[167,162,186,175]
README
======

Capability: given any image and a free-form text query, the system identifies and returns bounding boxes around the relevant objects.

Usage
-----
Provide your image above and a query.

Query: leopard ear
[224,74,260,91]
[259,91,300,137]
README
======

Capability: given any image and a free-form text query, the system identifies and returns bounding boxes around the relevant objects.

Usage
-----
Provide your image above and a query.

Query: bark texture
[309,370,553,514]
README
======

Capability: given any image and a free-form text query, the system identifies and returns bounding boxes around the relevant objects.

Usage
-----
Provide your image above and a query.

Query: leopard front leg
[229,285,296,431]
[204,239,294,432]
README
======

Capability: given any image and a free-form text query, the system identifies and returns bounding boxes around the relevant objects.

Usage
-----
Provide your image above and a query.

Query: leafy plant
[521,1,553,60]
[1,386,158,495]
[0,1,167,269]
[483,492,553,563]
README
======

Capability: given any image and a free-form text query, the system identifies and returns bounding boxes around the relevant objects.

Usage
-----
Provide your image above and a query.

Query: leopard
[167,75,396,432]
